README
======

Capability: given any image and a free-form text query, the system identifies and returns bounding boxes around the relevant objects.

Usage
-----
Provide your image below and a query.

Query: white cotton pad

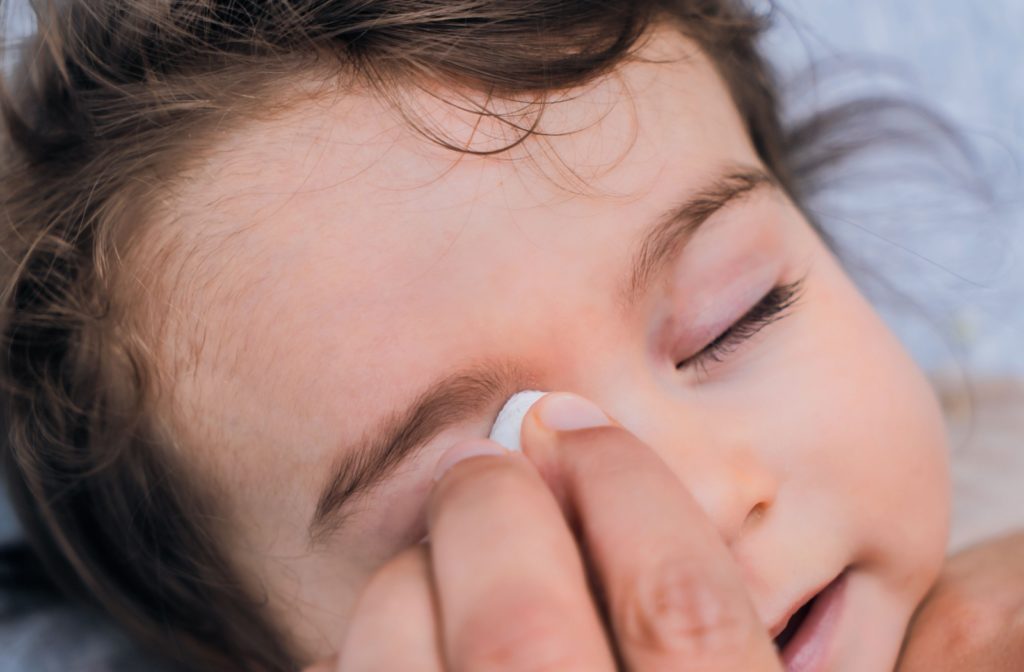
[488,390,548,452]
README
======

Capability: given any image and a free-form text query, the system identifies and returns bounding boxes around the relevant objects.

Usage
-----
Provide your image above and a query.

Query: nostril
[744,501,769,528]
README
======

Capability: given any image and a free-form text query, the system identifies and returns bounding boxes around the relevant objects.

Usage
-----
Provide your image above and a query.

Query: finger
[303,658,338,672]
[520,393,781,672]
[428,439,616,672]
[898,532,1024,672]
[336,545,443,672]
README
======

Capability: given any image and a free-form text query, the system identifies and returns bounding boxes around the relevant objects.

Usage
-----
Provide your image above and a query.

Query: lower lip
[781,571,848,672]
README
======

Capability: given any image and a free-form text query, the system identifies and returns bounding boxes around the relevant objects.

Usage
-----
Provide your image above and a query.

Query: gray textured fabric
[0,497,17,548]
[0,588,182,672]
[764,0,1024,377]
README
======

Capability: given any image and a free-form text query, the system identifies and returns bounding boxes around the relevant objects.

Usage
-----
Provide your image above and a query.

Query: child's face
[147,29,950,668]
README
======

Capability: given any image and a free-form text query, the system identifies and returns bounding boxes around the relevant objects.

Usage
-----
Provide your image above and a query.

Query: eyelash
[676,278,805,375]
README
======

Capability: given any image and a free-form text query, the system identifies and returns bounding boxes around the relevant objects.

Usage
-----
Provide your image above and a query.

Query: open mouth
[770,570,848,670]
[773,591,818,652]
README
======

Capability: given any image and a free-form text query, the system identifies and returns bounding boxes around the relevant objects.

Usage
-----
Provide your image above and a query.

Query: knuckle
[614,559,754,661]
[457,601,591,672]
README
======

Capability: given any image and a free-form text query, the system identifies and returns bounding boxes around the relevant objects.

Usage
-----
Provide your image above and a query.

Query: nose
[613,399,779,547]
[679,450,779,547]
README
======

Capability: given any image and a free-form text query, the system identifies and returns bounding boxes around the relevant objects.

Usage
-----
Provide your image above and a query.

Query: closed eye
[676,278,805,376]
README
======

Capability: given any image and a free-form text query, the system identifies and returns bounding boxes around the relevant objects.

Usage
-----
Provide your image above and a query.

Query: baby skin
[139,27,956,669]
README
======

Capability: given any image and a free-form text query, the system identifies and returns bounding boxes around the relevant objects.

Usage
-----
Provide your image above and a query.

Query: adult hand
[306,392,781,671]
[897,530,1024,671]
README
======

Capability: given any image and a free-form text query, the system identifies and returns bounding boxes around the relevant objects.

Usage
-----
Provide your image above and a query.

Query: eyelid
[676,278,805,374]
[672,268,777,351]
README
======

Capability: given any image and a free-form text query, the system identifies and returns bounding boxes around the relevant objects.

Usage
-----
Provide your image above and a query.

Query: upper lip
[767,572,839,640]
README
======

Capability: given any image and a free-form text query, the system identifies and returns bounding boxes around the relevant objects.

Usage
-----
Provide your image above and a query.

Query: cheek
[790,249,950,586]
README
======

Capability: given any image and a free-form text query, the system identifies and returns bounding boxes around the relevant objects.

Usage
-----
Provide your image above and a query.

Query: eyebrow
[308,164,775,546]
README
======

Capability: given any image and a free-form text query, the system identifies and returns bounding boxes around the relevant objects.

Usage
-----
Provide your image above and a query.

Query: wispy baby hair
[0,1,827,669]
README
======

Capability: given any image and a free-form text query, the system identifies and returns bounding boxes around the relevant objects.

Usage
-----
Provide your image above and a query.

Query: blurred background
[761,0,1024,559]
[763,0,1023,379]
[1,0,1022,669]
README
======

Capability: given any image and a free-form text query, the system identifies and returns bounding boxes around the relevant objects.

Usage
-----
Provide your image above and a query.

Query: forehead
[147,28,758,517]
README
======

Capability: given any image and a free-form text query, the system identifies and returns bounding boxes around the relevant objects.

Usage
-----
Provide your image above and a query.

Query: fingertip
[518,394,559,462]
[433,438,508,482]
[520,392,618,462]
[533,392,612,432]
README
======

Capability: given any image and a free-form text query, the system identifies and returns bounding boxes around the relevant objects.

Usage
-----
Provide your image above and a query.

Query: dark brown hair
[0,1,878,670]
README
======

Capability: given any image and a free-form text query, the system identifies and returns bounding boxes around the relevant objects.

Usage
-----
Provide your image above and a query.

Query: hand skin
[897,531,1024,672]
[304,393,783,671]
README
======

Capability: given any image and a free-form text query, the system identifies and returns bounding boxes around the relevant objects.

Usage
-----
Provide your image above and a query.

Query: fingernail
[433,439,507,481]
[536,393,611,431]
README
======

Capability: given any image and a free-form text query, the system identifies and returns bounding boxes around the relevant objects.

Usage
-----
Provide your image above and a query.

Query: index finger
[520,393,782,672]
[427,441,617,672]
